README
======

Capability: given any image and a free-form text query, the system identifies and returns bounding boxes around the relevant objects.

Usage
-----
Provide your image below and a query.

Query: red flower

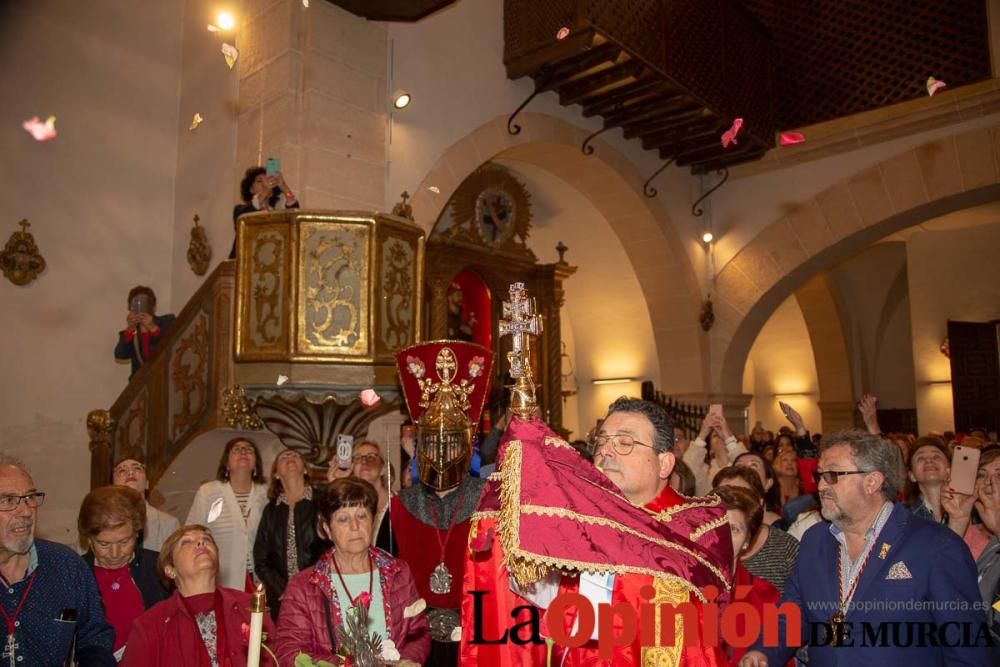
[240,622,250,644]
[357,592,372,610]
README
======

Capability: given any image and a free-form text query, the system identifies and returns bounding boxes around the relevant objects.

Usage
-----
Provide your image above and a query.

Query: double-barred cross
[499,282,542,379]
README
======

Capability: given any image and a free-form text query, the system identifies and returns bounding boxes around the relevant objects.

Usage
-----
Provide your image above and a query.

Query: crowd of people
[4,385,998,665]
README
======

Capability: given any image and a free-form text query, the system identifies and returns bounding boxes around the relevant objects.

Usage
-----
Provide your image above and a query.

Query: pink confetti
[360,388,381,407]
[779,131,805,146]
[926,76,946,97]
[721,118,743,148]
[22,116,57,142]
[556,27,570,40]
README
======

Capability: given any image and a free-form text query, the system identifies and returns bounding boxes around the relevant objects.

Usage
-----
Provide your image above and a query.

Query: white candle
[247,583,266,667]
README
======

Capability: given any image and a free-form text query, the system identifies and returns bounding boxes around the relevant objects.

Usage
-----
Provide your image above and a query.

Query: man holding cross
[459,284,733,666]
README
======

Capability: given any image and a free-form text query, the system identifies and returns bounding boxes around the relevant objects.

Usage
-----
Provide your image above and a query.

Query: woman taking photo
[79,485,169,658]
[122,525,276,666]
[254,448,325,619]
[350,440,393,552]
[186,438,268,590]
[273,478,430,666]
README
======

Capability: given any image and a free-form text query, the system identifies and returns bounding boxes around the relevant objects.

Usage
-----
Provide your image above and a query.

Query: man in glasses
[741,431,987,667]
[0,454,115,665]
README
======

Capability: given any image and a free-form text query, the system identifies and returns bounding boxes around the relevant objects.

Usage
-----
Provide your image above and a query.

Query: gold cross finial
[400,190,410,203]
[499,282,543,418]
[193,214,200,226]
[18,219,29,233]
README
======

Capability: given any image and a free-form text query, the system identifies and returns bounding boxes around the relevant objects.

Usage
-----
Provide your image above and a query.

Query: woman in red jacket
[273,478,430,666]
[122,525,276,667]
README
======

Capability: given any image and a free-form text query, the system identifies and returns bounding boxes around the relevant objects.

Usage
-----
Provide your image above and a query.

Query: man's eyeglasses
[589,433,655,457]
[0,493,45,511]
[352,454,383,465]
[811,470,869,485]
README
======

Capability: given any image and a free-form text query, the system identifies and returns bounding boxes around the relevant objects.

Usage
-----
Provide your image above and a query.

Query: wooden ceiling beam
[558,59,645,106]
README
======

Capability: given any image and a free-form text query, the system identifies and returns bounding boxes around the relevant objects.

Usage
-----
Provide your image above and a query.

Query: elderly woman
[79,485,169,657]
[186,438,268,590]
[273,478,430,666]
[122,525,276,666]
[349,440,393,552]
[711,485,786,666]
[254,448,325,619]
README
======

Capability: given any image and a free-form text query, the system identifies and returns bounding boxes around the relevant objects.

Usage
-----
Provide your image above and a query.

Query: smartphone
[129,294,152,314]
[709,403,723,416]
[335,434,354,470]
[265,157,280,177]
[950,445,981,496]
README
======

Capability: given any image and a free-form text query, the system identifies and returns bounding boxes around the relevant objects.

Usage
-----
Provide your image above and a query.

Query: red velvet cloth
[94,565,145,653]
[395,340,494,425]
[391,493,475,610]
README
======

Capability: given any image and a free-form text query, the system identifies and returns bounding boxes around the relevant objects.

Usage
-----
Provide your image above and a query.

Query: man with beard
[741,431,988,666]
[0,455,114,665]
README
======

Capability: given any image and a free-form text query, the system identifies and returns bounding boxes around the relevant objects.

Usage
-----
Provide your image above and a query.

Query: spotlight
[702,231,714,244]
[392,90,412,110]
[216,11,236,31]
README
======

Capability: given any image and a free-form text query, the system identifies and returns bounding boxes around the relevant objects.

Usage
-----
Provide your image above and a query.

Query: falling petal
[380,639,400,662]
[779,131,806,146]
[222,43,239,70]
[428,185,440,194]
[721,118,743,149]
[403,598,427,618]
[303,0,309,6]
[189,113,204,130]
[450,626,462,642]
[277,374,289,386]
[926,76,947,97]
[207,497,224,523]
[22,115,57,142]
[360,388,381,407]
[207,23,219,32]
[556,27,570,40]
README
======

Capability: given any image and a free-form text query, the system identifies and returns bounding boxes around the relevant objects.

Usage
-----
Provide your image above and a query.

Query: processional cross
[3,633,18,667]
[499,282,543,418]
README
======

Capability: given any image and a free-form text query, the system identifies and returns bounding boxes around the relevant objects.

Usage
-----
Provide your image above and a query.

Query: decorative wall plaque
[0,219,46,286]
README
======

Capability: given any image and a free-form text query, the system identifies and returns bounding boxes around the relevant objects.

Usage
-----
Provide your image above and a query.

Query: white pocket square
[886,561,912,580]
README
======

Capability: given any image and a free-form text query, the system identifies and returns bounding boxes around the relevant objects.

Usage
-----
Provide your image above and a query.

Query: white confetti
[277,374,289,386]
[189,113,204,130]
[428,186,440,194]
[222,43,239,69]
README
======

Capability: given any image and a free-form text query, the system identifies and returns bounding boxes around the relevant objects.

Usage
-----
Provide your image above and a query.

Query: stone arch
[716,124,1000,396]
[406,112,708,395]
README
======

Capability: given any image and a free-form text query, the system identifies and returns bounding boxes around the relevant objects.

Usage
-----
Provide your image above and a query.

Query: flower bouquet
[295,592,401,667]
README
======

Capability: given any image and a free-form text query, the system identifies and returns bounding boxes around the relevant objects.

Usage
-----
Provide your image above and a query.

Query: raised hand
[857,394,880,435]
[780,401,806,434]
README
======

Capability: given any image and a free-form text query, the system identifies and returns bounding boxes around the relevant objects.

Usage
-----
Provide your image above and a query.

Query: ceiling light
[592,377,635,385]
[702,231,714,244]
[392,90,412,109]
[216,11,236,31]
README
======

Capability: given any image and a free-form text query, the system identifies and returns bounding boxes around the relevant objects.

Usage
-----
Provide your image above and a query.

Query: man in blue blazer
[741,430,989,666]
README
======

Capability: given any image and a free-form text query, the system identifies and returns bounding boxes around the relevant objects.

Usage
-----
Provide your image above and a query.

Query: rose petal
[779,131,805,146]
[926,76,947,97]
[721,117,743,149]
[207,497,224,523]
[22,116,57,142]
[189,113,204,130]
[380,639,401,661]
[222,43,239,69]
[403,598,426,618]
[360,388,381,407]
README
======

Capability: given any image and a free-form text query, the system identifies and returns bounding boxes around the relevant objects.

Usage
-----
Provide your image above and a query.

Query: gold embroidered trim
[542,435,575,450]
[470,510,497,522]
[518,504,730,589]
[652,495,722,522]
[689,514,729,541]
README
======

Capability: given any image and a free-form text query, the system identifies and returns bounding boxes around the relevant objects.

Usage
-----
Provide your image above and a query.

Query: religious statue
[446,283,476,342]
